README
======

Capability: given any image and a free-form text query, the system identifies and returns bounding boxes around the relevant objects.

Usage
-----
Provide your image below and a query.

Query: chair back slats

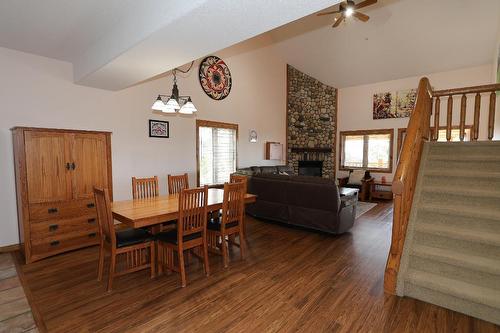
[93,187,116,247]
[230,174,248,194]
[132,176,159,199]
[178,186,208,239]
[221,182,245,229]
[168,173,189,195]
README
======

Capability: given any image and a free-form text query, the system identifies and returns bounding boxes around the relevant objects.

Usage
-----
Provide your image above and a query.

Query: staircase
[396,141,500,325]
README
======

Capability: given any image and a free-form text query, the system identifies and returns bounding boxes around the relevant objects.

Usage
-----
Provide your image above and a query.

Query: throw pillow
[278,171,289,176]
[349,169,366,185]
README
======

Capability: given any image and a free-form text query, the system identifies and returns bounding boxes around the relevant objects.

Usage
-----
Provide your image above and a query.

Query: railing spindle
[473,93,481,141]
[459,94,466,141]
[433,97,440,141]
[489,92,496,140]
[446,95,453,141]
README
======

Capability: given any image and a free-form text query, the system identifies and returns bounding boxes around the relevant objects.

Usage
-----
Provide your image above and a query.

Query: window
[340,129,394,173]
[196,120,238,186]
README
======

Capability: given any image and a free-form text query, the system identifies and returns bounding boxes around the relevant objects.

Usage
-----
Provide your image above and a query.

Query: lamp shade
[161,105,176,113]
[165,96,180,110]
[151,95,165,111]
[179,98,197,114]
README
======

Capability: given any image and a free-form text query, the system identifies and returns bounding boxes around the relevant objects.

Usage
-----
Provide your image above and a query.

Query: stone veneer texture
[287,65,337,178]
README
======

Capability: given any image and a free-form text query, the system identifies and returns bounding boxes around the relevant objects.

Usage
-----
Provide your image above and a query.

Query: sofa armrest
[340,192,358,208]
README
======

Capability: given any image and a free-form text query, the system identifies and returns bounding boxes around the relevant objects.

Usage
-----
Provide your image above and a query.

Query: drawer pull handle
[47,208,58,214]
[87,203,95,208]
[87,218,96,224]
[49,224,59,232]
[50,240,60,247]
[88,233,97,238]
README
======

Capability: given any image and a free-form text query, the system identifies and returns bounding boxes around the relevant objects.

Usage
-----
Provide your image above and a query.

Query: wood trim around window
[339,128,394,173]
[195,119,239,187]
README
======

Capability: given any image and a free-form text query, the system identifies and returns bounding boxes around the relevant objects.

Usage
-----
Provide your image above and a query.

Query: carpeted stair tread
[405,270,500,309]
[419,203,500,222]
[424,169,500,179]
[412,245,500,275]
[421,185,500,198]
[427,154,500,162]
[415,222,500,246]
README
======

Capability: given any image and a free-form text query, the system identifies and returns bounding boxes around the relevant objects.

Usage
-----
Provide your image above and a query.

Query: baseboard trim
[0,243,20,253]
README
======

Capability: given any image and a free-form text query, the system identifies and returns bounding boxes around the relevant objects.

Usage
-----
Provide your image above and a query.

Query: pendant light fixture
[151,61,197,114]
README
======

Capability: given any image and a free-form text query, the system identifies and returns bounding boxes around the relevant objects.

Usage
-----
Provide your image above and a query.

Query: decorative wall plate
[199,56,232,100]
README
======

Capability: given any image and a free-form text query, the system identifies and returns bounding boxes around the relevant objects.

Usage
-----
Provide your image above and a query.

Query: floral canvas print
[373,89,416,119]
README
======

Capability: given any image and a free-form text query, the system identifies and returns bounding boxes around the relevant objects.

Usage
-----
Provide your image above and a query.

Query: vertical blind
[199,126,237,186]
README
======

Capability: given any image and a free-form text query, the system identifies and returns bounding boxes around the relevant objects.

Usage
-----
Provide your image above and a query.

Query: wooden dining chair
[156,186,210,287]
[94,187,155,291]
[167,173,189,194]
[132,176,159,199]
[230,174,248,193]
[207,182,246,268]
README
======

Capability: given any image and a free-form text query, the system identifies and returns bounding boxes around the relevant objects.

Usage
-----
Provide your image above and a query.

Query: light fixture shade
[165,96,180,110]
[151,96,165,111]
[161,106,176,113]
[345,7,354,17]
[179,99,197,114]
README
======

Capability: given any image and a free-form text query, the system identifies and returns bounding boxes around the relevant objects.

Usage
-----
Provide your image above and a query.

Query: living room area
[1,0,500,332]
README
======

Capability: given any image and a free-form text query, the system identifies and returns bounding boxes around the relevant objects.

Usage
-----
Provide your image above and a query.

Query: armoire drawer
[29,199,97,222]
[31,232,100,258]
[30,216,98,240]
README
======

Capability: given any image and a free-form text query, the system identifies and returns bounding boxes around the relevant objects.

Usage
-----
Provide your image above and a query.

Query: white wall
[0,35,286,247]
[337,64,495,181]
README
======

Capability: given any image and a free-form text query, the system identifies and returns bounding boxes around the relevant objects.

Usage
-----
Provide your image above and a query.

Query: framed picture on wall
[149,119,169,138]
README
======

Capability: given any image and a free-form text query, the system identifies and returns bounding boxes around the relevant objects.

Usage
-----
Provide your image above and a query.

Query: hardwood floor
[13,202,500,333]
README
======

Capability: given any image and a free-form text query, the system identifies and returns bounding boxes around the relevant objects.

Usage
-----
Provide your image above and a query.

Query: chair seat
[155,229,202,244]
[116,228,153,248]
[207,218,239,231]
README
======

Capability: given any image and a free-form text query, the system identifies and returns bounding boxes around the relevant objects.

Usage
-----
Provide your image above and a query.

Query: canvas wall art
[373,89,417,119]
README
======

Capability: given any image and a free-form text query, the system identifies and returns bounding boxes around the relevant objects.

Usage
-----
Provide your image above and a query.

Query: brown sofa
[236,170,358,234]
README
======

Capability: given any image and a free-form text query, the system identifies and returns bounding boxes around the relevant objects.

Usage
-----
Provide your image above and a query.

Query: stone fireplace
[286,65,337,179]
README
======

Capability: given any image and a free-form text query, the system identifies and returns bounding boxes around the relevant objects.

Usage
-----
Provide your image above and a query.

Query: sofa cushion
[260,166,278,174]
[349,169,366,185]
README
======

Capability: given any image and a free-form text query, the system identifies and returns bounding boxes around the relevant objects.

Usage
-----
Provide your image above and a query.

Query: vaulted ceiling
[0,0,342,90]
[269,0,500,88]
[0,0,498,91]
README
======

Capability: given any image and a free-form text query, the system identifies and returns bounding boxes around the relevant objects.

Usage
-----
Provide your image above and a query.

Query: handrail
[384,79,499,294]
[384,77,432,294]
[432,83,500,97]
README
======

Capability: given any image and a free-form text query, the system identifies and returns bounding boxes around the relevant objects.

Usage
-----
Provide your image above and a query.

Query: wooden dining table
[112,188,257,229]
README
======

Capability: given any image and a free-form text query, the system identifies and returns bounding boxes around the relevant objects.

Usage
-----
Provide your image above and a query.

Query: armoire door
[24,131,73,203]
[71,133,109,199]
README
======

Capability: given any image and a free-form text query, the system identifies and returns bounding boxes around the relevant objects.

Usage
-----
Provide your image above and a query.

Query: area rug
[355,202,377,219]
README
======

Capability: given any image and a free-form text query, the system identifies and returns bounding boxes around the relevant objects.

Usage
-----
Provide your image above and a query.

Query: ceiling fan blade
[317,10,340,16]
[332,16,344,28]
[355,0,377,10]
[353,11,370,22]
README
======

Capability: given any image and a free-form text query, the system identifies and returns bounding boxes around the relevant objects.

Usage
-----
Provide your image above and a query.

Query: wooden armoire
[11,127,113,263]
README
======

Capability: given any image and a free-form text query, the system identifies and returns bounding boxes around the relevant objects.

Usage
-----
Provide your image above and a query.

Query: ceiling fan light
[345,7,354,17]
[165,96,180,110]
[151,95,165,111]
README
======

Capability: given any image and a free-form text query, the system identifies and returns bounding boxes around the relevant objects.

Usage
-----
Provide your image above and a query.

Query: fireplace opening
[298,160,323,177]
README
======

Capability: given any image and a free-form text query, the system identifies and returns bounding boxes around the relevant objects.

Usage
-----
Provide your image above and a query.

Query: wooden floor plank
[13,202,500,333]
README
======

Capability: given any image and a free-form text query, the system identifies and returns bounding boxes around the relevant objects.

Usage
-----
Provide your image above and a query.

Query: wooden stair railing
[384,77,433,294]
[384,79,500,294]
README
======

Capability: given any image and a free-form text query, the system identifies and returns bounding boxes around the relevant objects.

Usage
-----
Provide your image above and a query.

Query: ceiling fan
[317,0,377,28]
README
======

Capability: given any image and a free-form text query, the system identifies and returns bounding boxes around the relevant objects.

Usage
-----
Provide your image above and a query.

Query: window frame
[196,119,239,187]
[339,128,394,173]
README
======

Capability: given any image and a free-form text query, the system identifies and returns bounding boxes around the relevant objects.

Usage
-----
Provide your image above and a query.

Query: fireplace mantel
[290,147,332,153]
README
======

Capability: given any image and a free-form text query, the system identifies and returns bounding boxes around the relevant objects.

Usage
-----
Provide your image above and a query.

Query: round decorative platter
[198,56,232,100]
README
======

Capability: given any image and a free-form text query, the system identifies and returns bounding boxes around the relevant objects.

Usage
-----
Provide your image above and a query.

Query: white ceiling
[0,0,498,90]
[0,0,342,90]
[269,0,500,88]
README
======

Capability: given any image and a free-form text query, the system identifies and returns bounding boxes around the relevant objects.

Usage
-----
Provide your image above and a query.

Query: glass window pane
[437,128,471,142]
[367,134,391,169]
[343,135,364,168]
[199,126,237,186]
